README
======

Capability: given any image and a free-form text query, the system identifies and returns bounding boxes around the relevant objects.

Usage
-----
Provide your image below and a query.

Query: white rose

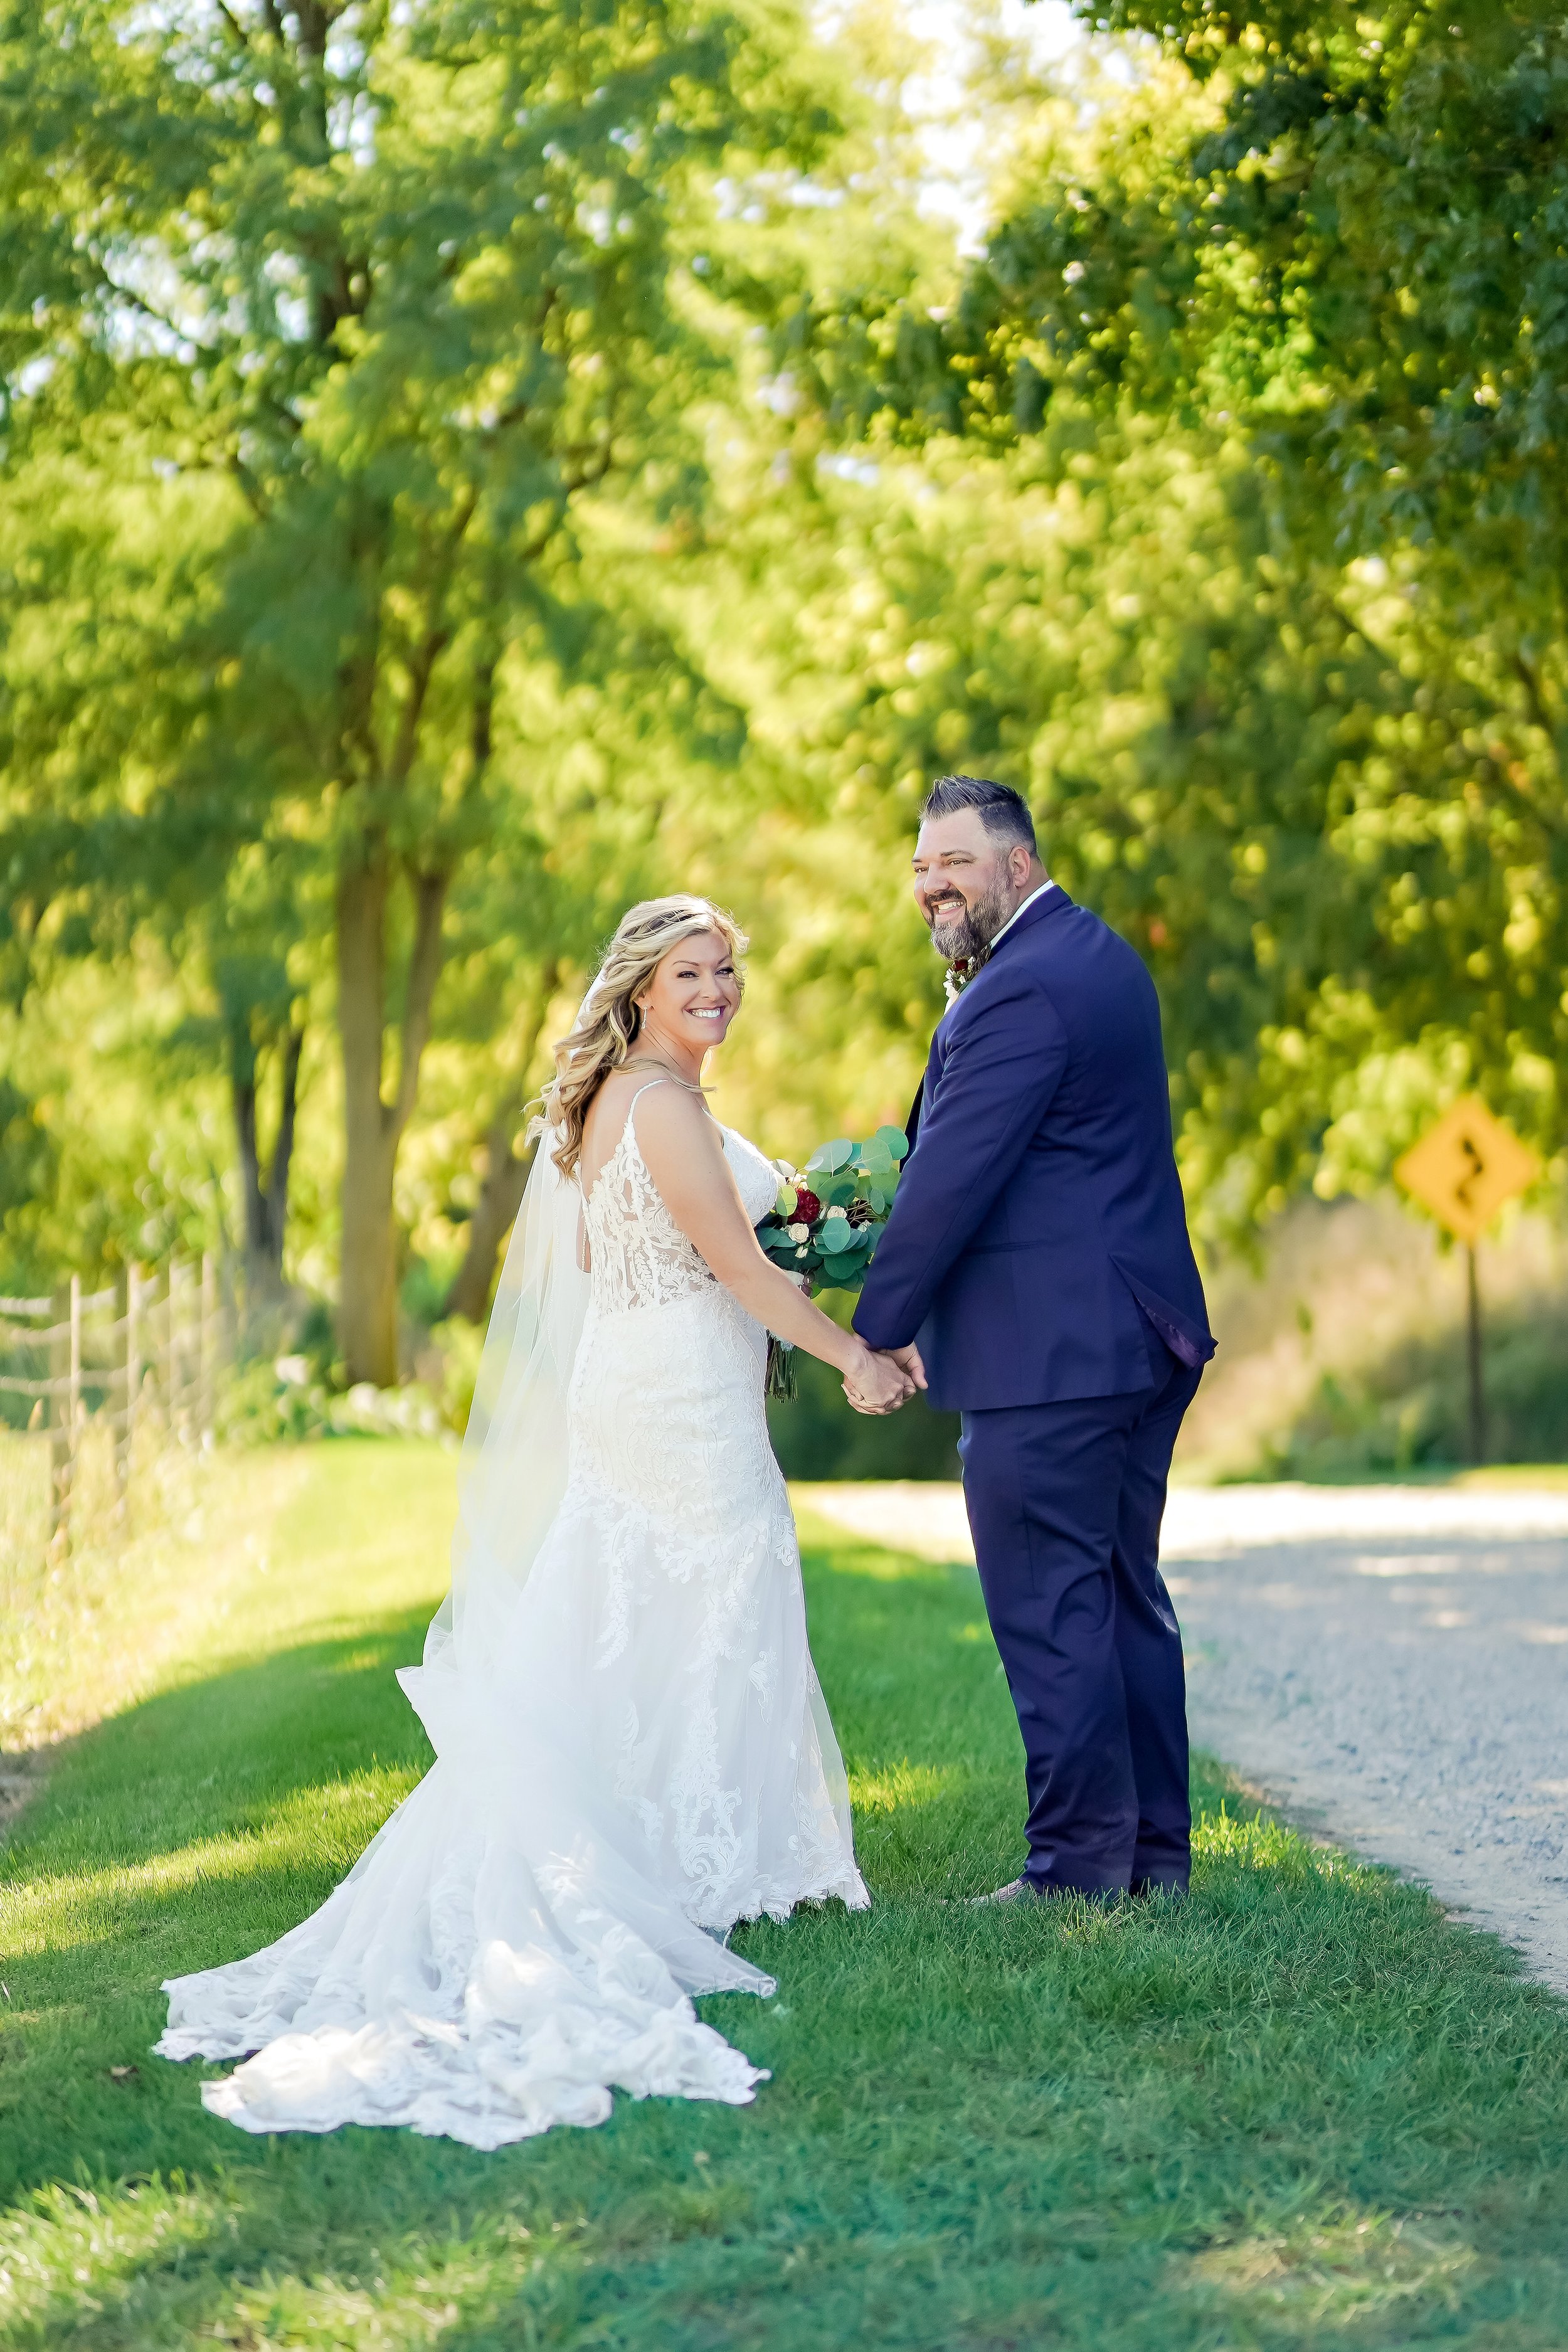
[787,1221,810,1243]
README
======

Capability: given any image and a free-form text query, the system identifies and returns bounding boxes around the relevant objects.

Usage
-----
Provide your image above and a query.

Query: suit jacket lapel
[907,891,1073,1158]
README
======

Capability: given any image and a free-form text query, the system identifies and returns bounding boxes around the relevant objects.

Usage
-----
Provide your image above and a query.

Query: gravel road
[801,1480,1568,1993]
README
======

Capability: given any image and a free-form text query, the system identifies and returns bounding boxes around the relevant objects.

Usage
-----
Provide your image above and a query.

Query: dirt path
[799,1481,1568,1993]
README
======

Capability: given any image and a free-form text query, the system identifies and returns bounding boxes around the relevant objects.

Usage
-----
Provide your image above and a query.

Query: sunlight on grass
[0,1448,314,1749]
[0,2175,566,2352]
[3,1837,272,1953]
[0,1440,1564,2349]
[1194,1801,1327,1877]
[4,1769,421,1955]
[790,1504,940,1581]
[847,1761,956,1814]
[1185,2209,1478,2330]
[220,2215,564,2352]
[0,1438,455,1757]
[0,2178,233,2346]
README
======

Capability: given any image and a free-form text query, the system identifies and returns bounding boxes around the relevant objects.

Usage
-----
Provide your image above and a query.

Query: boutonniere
[943,949,990,1005]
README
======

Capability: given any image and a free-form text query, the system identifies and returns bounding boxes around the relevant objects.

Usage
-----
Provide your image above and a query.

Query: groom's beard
[928,882,1013,965]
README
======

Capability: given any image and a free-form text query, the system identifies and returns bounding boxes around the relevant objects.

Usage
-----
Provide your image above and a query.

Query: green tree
[0,0,840,1379]
[935,0,1568,1189]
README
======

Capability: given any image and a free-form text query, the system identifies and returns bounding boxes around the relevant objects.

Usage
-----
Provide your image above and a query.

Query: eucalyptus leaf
[805,1138,854,1174]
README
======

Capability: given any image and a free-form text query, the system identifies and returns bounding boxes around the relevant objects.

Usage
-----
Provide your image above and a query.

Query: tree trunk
[438,966,559,1324]
[230,1016,265,1266]
[336,850,450,1385]
[264,1024,304,1272]
[440,1123,536,1323]
[231,1014,303,1320]
[337,853,400,1385]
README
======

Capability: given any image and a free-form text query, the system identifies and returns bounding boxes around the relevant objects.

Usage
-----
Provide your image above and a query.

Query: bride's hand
[843,1345,913,1416]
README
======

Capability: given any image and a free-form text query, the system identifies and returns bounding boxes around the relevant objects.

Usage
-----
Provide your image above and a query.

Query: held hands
[842,1343,923,1416]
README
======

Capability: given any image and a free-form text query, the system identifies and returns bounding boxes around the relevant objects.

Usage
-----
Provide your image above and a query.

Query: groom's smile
[912,807,1043,963]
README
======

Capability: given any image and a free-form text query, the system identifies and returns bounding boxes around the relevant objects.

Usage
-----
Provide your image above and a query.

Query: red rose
[793,1187,822,1225]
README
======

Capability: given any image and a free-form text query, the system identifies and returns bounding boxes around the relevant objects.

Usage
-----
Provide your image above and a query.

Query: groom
[854,775,1214,1901]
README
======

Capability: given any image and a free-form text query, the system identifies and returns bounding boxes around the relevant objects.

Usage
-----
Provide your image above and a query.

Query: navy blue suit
[854,887,1214,1894]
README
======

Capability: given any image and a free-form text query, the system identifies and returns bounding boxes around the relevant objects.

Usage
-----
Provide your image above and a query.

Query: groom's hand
[843,1347,917,1415]
[887,1343,927,1392]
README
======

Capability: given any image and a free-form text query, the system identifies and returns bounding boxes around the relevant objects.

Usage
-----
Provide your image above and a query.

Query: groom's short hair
[921,774,1037,853]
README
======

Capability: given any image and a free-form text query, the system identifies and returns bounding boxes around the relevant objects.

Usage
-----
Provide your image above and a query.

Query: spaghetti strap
[581,1078,677,1211]
[623,1075,681,1144]
[625,1076,674,1112]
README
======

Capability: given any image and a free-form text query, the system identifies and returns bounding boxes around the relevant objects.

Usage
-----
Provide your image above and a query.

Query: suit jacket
[852,887,1214,1412]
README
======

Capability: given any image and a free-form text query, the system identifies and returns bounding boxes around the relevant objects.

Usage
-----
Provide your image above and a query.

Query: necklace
[621,1055,710,1094]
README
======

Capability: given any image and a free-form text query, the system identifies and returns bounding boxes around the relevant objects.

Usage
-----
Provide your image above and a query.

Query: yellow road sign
[1394,1096,1541,1244]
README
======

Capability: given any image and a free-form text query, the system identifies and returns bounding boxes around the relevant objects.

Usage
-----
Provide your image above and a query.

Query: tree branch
[386,487,479,783]
[100,280,221,369]
[469,649,497,783]
[1513,649,1563,771]
[1328,596,1384,659]
[558,437,619,496]
[227,448,270,520]
[263,1022,305,1268]
[387,623,450,785]
[391,868,450,1139]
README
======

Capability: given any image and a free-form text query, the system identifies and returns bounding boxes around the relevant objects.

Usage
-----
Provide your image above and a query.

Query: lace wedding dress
[156,1083,868,2146]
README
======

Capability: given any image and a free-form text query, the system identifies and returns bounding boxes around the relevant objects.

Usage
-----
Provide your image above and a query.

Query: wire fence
[0,1258,233,1548]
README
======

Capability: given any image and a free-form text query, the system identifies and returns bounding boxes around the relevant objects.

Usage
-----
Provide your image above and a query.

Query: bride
[156,896,913,2146]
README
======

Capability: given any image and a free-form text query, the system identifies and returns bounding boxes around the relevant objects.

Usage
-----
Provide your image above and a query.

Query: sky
[904,0,1086,249]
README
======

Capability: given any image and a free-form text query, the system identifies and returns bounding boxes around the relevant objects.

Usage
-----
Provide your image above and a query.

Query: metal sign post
[1394,1097,1542,1466]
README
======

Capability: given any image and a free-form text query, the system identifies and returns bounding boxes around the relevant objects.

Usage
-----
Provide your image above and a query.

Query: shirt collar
[989,879,1056,951]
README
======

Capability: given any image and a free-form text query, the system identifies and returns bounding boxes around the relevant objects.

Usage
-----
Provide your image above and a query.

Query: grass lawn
[1,1440,1566,2349]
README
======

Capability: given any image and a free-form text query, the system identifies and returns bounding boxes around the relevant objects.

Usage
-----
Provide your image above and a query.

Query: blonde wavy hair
[542,896,749,1179]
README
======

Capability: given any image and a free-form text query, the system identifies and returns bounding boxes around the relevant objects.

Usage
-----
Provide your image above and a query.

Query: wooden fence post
[8,1253,229,1547]
[115,1267,134,1500]
[70,1272,82,1441]
[126,1264,143,1464]
[199,1253,217,1442]
[48,1283,72,1539]
[169,1258,186,1444]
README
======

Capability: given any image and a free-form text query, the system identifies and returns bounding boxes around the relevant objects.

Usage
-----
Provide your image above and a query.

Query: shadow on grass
[5,1599,438,1883]
[0,1532,1565,2349]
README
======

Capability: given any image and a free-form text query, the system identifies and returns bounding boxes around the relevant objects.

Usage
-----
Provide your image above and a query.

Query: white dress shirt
[989,879,1056,951]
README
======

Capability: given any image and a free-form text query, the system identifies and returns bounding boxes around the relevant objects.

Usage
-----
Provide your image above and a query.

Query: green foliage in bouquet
[758,1127,909,1295]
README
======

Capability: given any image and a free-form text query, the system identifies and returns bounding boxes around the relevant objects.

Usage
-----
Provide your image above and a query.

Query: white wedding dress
[156,1083,869,2146]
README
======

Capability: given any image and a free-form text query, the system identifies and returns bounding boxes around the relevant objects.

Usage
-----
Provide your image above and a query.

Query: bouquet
[756,1126,909,1397]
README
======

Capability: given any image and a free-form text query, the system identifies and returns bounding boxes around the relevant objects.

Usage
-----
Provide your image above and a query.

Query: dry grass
[1179,1195,1568,1480]
[0,1430,314,1751]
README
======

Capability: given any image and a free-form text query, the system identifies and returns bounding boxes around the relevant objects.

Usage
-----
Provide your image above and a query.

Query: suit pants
[958,1336,1202,1896]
